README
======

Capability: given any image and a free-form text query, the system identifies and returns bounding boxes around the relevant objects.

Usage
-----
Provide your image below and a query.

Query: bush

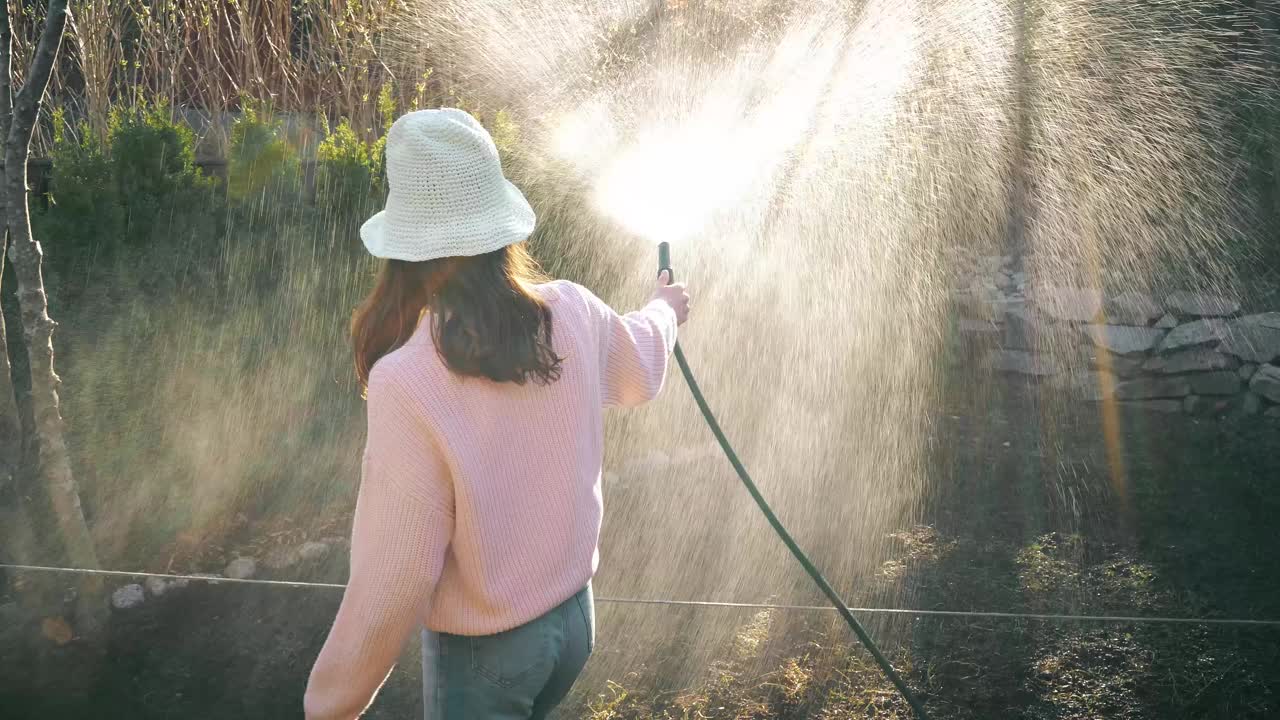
[110,105,216,238]
[490,108,520,158]
[315,117,384,218]
[37,110,121,274]
[226,105,303,208]
[37,104,216,280]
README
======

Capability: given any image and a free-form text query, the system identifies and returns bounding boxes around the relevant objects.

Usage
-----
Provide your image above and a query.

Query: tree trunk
[2,0,103,628]
[0,239,18,492]
[0,0,20,495]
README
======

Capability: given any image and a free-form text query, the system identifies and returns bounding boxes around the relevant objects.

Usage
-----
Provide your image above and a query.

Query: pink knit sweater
[304,280,678,720]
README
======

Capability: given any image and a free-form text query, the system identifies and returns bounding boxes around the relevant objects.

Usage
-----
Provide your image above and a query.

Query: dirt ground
[2,372,1279,719]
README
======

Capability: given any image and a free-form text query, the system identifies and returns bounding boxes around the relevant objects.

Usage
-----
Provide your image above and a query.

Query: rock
[1114,377,1192,400]
[1240,364,1259,381]
[1087,352,1145,378]
[144,576,189,597]
[1082,325,1165,355]
[1066,371,1118,401]
[1249,364,1280,403]
[1035,287,1103,322]
[1183,395,1206,416]
[1119,400,1184,414]
[958,318,998,335]
[263,545,303,570]
[111,584,146,610]
[992,297,1027,316]
[1247,312,1280,328]
[954,289,997,322]
[1218,316,1280,364]
[1104,291,1163,325]
[1154,314,1179,329]
[1002,307,1037,350]
[987,349,1059,376]
[1242,392,1263,416]
[1143,348,1239,374]
[299,542,331,563]
[1232,311,1280,329]
[979,255,1004,273]
[144,576,167,596]
[1186,371,1241,396]
[224,558,257,580]
[1158,319,1231,353]
[1164,291,1240,318]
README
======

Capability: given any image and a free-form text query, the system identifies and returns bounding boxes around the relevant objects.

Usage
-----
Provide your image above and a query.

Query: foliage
[37,111,122,274]
[316,117,384,218]
[491,109,520,158]
[226,105,302,207]
[37,104,217,281]
[584,612,916,720]
[108,105,218,239]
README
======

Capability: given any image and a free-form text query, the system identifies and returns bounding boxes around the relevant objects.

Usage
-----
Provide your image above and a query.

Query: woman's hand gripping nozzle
[652,241,689,325]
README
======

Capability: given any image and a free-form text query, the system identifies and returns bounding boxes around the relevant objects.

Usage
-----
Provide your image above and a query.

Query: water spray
[657,241,930,719]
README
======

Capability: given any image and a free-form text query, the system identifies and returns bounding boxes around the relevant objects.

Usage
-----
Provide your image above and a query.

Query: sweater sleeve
[304,367,454,720]
[596,292,679,408]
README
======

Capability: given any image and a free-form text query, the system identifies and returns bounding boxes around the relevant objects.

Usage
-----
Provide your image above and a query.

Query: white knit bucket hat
[360,108,535,262]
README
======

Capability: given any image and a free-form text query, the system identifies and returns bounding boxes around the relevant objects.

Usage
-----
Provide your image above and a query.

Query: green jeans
[422,585,594,719]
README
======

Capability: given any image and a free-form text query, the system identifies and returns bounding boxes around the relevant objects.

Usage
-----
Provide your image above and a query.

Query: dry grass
[10,1,436,150]
[574,520,1277,720]
[583,609,916,720]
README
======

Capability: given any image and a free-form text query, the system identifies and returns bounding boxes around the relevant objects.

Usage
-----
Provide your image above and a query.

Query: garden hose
[658,242,930,719]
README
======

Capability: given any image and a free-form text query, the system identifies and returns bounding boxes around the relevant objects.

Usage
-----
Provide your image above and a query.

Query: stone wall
[957,255,1280,419]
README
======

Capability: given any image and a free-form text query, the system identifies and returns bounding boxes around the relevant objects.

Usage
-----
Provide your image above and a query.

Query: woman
[304,108,690,720]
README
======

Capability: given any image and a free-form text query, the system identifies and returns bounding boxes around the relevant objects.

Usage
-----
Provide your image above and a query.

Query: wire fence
[4,562,1279,629]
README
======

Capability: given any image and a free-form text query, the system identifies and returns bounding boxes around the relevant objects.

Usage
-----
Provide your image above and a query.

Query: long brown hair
[351,242,562,391]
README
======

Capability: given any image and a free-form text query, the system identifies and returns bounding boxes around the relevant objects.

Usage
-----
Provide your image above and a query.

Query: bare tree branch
[0,0,12,142]
[12,0,67,146]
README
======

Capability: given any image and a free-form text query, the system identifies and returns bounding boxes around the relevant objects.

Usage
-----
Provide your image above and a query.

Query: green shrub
[226,105,302,207]
[37,104,216,279]
[491,108,520,158]
[109,104,217,241]
[37,111,122,274]
[440,86,522,160]
[315,117,384,218]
